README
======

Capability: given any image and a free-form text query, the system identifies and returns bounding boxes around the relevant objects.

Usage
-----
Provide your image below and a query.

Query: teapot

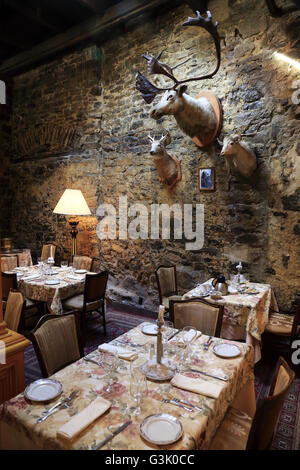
[212,274,228,296]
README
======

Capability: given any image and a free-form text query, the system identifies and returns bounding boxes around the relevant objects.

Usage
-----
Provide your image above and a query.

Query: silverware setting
[189,368,229,382]
[203,336,213,351]
[173,398,203,411]
[92,420,132,450]
[38,390,79,423]
[114,339,144,348]
[162,398,193,412]
[84,357,103,367]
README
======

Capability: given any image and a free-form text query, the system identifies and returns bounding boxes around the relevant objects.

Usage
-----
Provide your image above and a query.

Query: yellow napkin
[177,330,202,347]
[57,396,111,441]
[171,374,225,399]
[98,343,137,361]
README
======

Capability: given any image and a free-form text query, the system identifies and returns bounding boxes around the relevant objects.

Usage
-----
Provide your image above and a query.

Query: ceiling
[0,0,299,79]
[0,0,183,78]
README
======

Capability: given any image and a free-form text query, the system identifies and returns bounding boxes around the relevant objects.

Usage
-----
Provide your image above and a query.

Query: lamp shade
[53,189,91,216]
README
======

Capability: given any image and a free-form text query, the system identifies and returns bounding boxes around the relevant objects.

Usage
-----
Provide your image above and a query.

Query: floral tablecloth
[16,266,87,314]
[183,280,278,363]
[0,323,255,450]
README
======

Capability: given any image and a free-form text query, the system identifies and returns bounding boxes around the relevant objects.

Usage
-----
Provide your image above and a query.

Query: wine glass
[182,326,197,362]
[161,320,174,357]
[130,368,147,415]
[101,352,118,393]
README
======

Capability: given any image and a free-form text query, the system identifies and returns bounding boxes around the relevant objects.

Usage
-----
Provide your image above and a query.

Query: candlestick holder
[141,319,177,381]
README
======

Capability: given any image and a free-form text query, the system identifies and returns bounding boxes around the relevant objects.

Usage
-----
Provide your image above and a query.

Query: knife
[189,368,228,382]
[92,420,132,450]
[167,330,180,341]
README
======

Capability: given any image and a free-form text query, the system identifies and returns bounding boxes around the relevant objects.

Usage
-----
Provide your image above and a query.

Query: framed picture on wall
[198,167,215,191]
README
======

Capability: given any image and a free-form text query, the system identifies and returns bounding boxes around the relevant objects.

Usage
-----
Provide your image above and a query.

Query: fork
[162,398,193,412]
[39,390,78,421]
[84,357,103,367]
[173,398,203,412]
[203,336,213,351]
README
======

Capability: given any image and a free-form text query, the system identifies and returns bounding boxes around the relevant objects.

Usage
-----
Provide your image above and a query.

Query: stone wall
[1,0,299,312]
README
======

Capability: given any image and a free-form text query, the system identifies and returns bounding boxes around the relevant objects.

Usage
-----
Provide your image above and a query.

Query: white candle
[50,246,53,258]
[158,305,165,322]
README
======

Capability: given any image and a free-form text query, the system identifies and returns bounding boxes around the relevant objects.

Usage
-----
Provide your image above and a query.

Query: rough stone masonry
[0,0,299,312]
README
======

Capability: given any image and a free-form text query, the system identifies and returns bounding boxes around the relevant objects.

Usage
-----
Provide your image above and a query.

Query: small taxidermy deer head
[147,130,181,189]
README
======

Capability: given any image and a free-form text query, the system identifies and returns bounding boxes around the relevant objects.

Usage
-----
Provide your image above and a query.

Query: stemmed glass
[101,352,118,393]
[182,326,197,361]
[161,320,174,358]
[61,260,68,269]
[130,368,147,415]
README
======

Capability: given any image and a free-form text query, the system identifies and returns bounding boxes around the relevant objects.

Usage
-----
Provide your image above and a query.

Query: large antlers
[135,10,223,104]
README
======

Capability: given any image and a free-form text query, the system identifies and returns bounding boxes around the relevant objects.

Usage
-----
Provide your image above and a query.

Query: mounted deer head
[148,130,181,189]
[136,11,223,147]
[218,133,257,190]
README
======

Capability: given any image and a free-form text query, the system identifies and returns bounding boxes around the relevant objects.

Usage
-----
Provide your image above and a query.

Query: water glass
[130,368,147,415]
[61,260,68,269]
[102,353,118,393]
[161,320,174,357]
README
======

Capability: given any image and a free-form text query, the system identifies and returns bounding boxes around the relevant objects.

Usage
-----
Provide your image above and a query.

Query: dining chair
[41,244,56,261]
[169,297,224,337]
[62,271,109,341]
[155,265,182,312]
[4,290,26,333]
[1,256,18,272]
[72,255,93,272]
[18,249,33,267]
[1,271,18,301]
[30,312,84,377]
[209,356,295,450]
[262,300,300,357]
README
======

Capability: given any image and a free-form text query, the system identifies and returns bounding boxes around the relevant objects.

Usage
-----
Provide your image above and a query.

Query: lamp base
[69,220,79,257]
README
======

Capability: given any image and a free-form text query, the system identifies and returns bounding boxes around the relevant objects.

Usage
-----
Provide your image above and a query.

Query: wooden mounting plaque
[192,90,223,148]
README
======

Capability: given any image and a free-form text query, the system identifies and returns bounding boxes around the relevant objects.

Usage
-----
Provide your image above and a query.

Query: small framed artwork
[198,167,215,191]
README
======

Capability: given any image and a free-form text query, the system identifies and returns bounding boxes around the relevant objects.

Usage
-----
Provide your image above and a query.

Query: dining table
[12,265,90,314]
[182,278,279,363]
[0,322,255,450]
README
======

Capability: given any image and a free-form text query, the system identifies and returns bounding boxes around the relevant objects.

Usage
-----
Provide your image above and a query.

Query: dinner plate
[24,379,62,402]
[46,279,60,285]
[141,323,158,335]
[213,343,241,358]
[74,269,87,274]
[140,414,183,445]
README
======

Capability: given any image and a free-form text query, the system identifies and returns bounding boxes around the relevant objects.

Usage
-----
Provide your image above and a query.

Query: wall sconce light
[273,52,300,72]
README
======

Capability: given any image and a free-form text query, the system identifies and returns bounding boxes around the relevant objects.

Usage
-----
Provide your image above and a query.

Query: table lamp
[53,189,91,257]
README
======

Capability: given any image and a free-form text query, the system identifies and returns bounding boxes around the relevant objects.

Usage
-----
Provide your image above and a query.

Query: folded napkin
[22,274,40,281]
[171,374,225,399]
[57,396,111,441]
[98,343,137,361]
[177,329,202,347]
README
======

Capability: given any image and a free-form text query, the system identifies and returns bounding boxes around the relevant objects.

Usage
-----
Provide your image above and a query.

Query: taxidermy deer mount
[218,134,257,191]
[148,130,181,189]
[136,10,223,148]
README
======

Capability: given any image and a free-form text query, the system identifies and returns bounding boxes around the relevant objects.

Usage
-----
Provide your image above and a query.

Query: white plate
[46,279,60,285]
[141,323,158,335]
[213,343,241,358]
[140,413,183,445]
[74,269,87,274]
[24,379,62,402]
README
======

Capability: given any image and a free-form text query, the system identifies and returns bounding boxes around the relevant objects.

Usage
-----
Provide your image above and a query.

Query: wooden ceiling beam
[3,0,62,33]
[0,0,172,78]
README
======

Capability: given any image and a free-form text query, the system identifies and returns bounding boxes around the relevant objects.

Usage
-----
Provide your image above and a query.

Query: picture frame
[198,167,215,191]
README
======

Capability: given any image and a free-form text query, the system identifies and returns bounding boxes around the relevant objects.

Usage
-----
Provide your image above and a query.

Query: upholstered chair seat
[169,298,224,337]
[63,294,103,312]
[73,256,93,272]
[30,313,83,377]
